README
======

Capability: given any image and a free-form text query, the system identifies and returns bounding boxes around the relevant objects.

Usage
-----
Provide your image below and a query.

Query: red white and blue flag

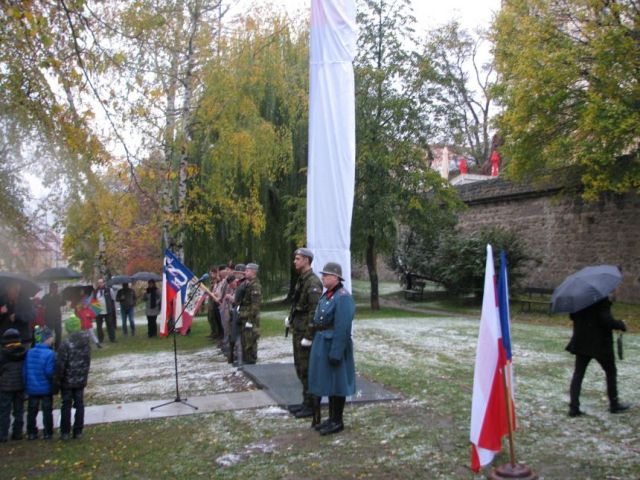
[470,245,516,472]
[159,249,207,337]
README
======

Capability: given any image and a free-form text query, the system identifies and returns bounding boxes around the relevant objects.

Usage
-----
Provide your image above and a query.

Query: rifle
[286,287,301,338]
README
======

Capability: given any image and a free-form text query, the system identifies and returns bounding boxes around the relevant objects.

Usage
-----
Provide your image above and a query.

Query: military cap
[246,263,259,271]
[294,247,314,260]
[234,264,246,273]
[320,262,344,281]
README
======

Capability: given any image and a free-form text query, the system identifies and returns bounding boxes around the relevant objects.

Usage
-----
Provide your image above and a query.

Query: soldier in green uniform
[238,263,261,365]
[287,248,323,418]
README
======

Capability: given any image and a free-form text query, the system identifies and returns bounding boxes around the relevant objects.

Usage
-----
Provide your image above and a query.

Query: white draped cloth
[307,0,357,292]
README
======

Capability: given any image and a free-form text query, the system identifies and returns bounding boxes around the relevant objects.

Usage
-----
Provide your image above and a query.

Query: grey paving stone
[242,362,402,407]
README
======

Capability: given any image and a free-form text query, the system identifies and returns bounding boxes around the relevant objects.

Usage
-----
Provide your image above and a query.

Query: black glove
[328,357,340,367]
[618,320,627,332]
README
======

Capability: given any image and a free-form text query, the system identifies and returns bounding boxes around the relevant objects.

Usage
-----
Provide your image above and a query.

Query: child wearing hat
[55,316,92,440]
[23,326,56,440]
[0,329,26,441]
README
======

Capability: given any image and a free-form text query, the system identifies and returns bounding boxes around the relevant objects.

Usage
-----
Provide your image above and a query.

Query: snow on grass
[86,335,295,403]
[84,310,640,476]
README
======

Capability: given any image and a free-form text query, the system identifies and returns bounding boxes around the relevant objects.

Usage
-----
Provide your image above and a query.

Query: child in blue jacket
[23,326,56,440]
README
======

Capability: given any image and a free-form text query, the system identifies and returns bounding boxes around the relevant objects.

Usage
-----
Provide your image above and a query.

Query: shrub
[394,226,536,298]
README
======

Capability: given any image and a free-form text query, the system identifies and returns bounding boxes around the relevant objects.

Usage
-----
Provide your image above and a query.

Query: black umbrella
[61,284,94,302]
[36,267,82,281]
[0,272,41,297]
[131,271,162,282]
[551,265,623,314]
[106,275,133,287]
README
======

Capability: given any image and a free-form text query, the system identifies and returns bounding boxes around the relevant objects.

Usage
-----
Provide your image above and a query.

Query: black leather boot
[310,396,321,428]
[314,396,332,431]
[319,396,345,435]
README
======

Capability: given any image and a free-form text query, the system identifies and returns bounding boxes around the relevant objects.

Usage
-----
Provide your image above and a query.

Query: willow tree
[493,0,640,200]
[0,2,112,230]
[185,11,309,294]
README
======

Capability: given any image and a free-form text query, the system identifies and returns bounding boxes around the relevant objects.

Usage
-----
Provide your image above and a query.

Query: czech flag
[470,245,516,472]
[158,249,206,336]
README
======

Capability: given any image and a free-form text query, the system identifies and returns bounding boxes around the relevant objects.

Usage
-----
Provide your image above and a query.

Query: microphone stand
[151,285,201,411]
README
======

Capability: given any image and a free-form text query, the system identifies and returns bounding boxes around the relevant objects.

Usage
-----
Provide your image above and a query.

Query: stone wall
[455,178,640,303]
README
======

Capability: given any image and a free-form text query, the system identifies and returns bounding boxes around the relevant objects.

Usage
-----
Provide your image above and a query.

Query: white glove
[300,338,312,347]
[245,322,253,329]
[284,315,291,328]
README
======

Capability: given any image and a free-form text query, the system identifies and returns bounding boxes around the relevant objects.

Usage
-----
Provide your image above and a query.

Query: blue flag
[497,250,512,360]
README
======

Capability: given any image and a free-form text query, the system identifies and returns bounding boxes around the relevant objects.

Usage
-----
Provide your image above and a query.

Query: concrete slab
[242,362,401,407]
[30,363,399,430]
[34,390,277,429]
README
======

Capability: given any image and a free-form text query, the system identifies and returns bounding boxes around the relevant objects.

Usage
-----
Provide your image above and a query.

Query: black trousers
[147,315,158,337]
[570,352,617,410]
[96,314,116,342]
[27,395,53,436]
[60,388,85,436]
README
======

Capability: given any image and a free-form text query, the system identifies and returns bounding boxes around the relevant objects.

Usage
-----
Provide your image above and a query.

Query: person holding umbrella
[553,265,631,416]
[0,281,36,347]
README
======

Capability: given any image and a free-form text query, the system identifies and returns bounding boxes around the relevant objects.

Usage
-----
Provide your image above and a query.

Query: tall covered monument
[307,0,357,292]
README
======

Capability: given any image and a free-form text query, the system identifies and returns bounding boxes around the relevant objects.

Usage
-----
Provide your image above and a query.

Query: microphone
[195,273,209,284]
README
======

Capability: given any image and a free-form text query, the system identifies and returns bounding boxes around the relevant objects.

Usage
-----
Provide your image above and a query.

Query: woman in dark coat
[566,297,629,416]
[308,262,355,435]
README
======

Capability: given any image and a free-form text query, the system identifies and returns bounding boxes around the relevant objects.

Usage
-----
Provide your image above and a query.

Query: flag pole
[502,363,516,467]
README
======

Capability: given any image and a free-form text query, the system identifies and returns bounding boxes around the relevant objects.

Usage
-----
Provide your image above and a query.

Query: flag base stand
[490,463,538,479]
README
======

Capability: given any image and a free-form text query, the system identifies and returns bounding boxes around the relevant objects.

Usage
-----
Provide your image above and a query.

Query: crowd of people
[0,318,91,442]
[1,250,627,444]
[204,263,262,366]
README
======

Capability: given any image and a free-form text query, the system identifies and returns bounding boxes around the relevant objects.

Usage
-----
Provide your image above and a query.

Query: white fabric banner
[307,0,357,292]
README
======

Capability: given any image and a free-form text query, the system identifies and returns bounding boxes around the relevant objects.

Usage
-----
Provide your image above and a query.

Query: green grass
[3,290,638,479]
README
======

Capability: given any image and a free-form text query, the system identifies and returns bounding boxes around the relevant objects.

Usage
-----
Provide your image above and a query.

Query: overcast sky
[27,0,501,201]
[230,0,501,33]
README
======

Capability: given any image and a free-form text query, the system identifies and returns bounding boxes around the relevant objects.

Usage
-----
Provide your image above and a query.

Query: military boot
[294,398,314,418]
[319,396,345,436]
[310,396,322,428]
[314,396,333,431]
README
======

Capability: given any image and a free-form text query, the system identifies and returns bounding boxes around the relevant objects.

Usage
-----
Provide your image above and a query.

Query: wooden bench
[514,287,553,314]
[403,280,426,301]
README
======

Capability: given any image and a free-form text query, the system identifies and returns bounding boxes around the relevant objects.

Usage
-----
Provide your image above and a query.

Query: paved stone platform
[34,362,399,428]
[242,362,402,407]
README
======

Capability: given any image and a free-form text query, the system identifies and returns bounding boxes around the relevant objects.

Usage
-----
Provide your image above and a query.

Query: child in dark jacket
[23,326,56,440]
[0,329,26,441]
[55,316,91,440]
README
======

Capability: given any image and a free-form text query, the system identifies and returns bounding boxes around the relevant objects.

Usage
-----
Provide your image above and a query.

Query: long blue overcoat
[308,286,355,397]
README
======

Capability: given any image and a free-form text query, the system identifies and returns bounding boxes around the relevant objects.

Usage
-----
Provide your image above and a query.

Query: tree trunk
[366,234,380,310]
[175,0,202,261]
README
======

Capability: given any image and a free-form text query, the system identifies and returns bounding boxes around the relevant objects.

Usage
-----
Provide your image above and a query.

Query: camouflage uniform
[291,269,322,405]
[239,278,261,364]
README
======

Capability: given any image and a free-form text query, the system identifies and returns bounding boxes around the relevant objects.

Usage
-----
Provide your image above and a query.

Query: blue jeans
[120,305,135,335]
[27,394,53,437]
[0,391,24,440]
[60,388,85,436]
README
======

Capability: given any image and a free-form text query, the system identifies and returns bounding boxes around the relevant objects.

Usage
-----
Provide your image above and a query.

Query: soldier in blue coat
[308,262,355,435]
